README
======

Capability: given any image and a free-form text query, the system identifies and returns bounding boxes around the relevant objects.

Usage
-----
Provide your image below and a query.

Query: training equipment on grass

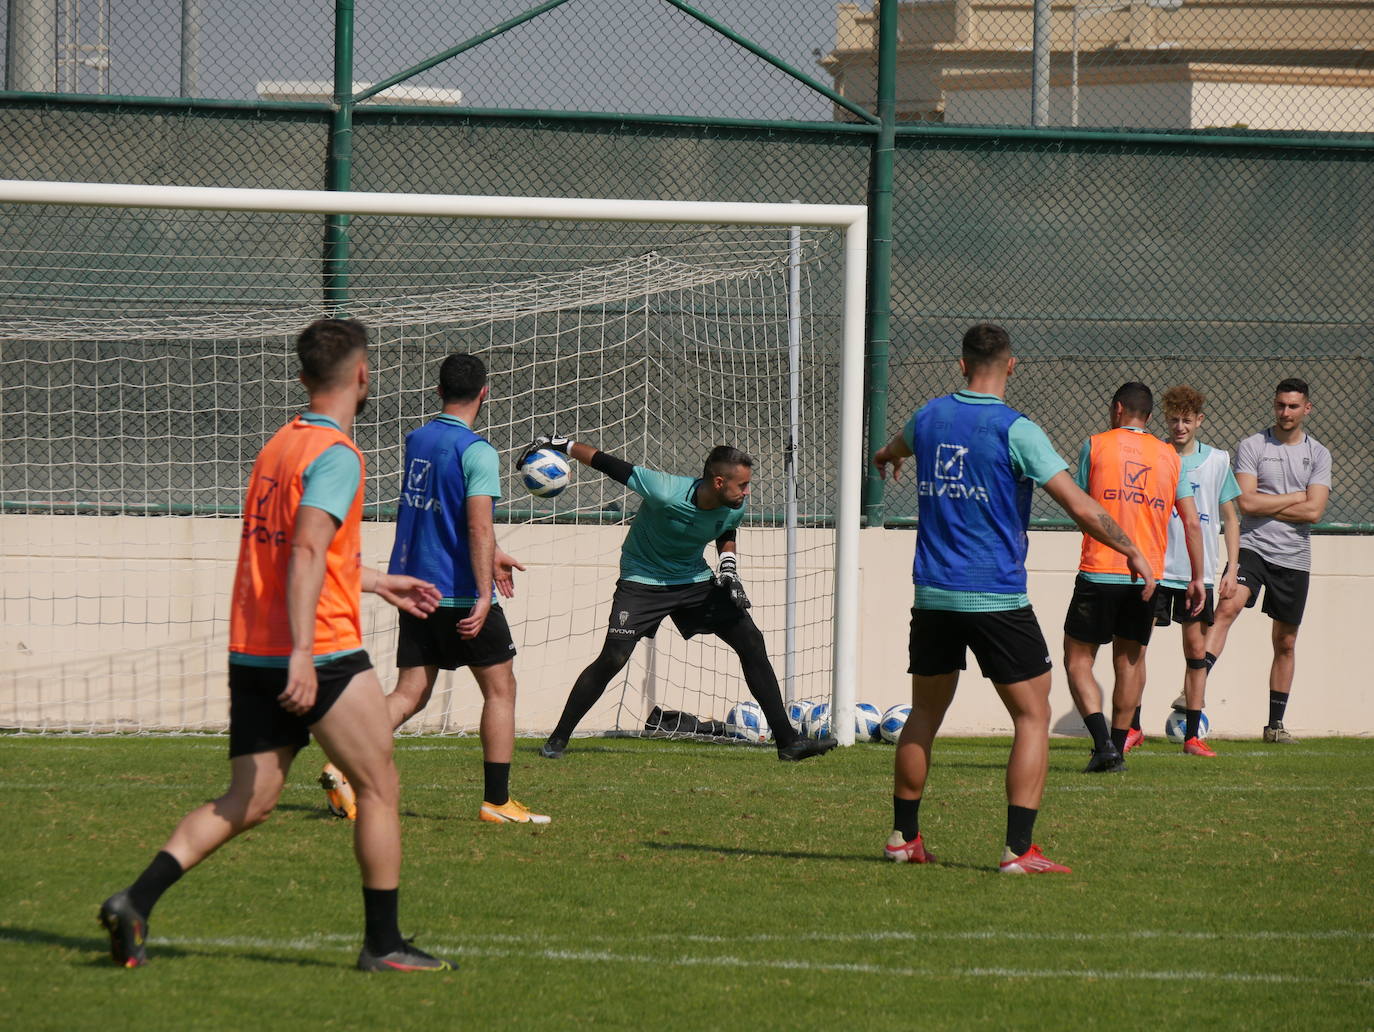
[786,699,812,733]
[854,701,881,741]
[880,704,911,743]
[1164,709,1210,743]
[726,701,769,743]
[519,448,573,499]
[0,180,867,740]
[804,701,832,740]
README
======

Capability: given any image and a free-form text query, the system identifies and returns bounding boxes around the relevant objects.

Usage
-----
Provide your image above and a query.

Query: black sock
[1204,651,1218,674]
[1110,726,1128,755]
[126,850,183,918]
[1131,706,1142,732]
[483,761,510,807]
[1083,712,1111,751]
[893,796,921,841]
[362,887,405,955]
[1268,691,1289,727]
[1006,805,1037,856]
[1185,708,1202,740]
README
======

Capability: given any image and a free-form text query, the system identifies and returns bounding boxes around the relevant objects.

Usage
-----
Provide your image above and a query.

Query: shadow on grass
[641,840,992,872]
[0,926,338,969]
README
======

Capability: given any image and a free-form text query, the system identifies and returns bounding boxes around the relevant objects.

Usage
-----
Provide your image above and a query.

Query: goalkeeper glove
[714,553,751,610]
[516,433,571,470]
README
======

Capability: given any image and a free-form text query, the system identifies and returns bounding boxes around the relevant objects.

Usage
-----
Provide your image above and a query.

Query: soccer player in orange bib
[1064,382,1205,773]
[98,319,454,973]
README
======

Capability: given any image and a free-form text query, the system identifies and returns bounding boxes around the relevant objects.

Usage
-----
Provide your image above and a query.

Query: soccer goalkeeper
[529,437,835,761]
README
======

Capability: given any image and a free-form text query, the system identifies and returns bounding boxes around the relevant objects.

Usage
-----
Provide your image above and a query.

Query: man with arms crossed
[534,438,836,762]
[872,324,1154,874]
[1203,378,1331,742]
[99,319,453,972]
[1065,383,1205,774]
[1136,385,1240,758]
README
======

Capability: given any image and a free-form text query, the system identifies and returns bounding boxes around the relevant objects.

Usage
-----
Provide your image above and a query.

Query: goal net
[0,181,866,742]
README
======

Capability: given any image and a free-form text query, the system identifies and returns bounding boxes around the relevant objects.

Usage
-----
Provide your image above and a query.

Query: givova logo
[936,443,968,481]
[406,458,432,493]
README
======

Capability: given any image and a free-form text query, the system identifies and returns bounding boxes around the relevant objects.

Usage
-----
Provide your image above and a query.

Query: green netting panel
[885,133,1374,527]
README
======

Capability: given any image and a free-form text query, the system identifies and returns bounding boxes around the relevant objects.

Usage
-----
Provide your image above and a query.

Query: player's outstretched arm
[1042,471,1156,600]
[872,432,913,481]
[361,566,441,617]
[1218,498,1241,599]
[517,434,634,485]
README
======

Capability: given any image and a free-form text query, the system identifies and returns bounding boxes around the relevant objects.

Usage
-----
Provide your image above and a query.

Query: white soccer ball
[519,448,572,499]
[785,699,812,734]
[726,701,769,744]
[879,704,911,744]
[1164,709,1209,744]
[854,702,882,742]
[804,701,831,740]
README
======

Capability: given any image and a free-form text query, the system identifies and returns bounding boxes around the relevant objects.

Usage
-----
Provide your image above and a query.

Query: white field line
[14,930,1370,987]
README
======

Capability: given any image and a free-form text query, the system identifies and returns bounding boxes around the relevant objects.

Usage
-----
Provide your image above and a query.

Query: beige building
[821,0,1374,131]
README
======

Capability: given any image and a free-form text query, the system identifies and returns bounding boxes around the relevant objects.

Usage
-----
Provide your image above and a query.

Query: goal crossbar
[0,178,868,745]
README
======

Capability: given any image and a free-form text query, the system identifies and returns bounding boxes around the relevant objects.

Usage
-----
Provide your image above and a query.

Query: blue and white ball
[804,701,831,740]
[785,699,812,734]
[726,701,769,744]
[854,702,882,742]
[1164,709,1209,744]
[520,448,572,499]
[879,704,911,744]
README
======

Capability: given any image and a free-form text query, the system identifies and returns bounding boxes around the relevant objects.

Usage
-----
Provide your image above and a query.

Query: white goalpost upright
[0,178,867,745]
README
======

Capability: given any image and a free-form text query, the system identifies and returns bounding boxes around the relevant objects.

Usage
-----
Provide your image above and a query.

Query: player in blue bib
[523,436,837,762]
[325,354,549,826]
[871,324,1154,874]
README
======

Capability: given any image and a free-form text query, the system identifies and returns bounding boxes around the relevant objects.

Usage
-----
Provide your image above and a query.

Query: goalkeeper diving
[528,436,836,761]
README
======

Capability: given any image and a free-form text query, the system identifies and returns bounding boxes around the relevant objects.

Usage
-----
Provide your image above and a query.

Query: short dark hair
[1112,381,1153,418]
[961,323,1011,370]
[703,445,753,481]
[297,318,367,386]
[1276,377,1310,399]
[438,353,487,403]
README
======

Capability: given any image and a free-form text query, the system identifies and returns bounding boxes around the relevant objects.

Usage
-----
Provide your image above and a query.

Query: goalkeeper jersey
[620,467,746,585]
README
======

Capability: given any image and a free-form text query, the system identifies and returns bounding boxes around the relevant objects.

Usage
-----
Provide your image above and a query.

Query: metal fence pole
[324,0,354,311]
[862,0,898,528]
[1031,0,1052,125]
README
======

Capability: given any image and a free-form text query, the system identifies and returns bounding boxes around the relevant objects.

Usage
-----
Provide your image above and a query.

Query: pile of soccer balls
[725,699,913,744]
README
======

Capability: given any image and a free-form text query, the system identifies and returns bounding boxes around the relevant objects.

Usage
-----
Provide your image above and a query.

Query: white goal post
[0,178,868,745]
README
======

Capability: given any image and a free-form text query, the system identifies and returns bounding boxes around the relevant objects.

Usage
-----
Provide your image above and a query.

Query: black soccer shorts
[396,604,517,670]
[1063,575,1156,646]
[228,650,373,758]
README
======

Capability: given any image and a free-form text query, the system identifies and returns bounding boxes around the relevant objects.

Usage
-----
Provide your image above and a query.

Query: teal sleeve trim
[461,440,502,499]
[1075,441,1092,491]
[300,444,361,522]
[1008,418,1070,486]
[1220,467,1242,504]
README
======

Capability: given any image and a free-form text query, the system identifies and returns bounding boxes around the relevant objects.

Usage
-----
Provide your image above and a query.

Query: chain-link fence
[1,2,1371,528]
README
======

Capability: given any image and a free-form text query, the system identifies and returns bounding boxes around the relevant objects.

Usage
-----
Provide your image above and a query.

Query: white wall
[2,515,1370,738]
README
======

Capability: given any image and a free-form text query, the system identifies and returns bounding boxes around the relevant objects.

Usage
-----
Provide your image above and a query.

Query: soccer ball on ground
[804,701,831,740]
[1164,709,1209,744]
[854,702,882,742]
[519,448,572,498]
[726,701,770,744]
[785,699,812,734]
[879,704,911,744]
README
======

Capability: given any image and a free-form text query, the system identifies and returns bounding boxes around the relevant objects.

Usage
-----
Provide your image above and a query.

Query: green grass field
[2,734,1371,1030]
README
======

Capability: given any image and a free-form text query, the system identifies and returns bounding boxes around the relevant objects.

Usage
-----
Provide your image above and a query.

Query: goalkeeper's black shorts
[603,578,745,643]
